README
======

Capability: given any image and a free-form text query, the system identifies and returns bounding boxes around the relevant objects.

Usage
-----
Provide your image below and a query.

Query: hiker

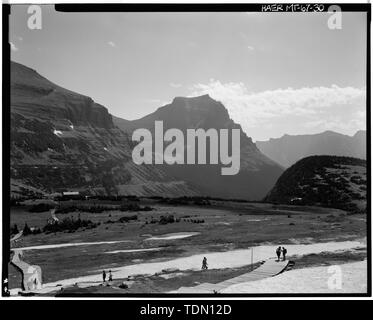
[276,246,281,261]
[102,270,106,282]
[282,247,287,261]
[108,270,113,282]
[202,257,208,270]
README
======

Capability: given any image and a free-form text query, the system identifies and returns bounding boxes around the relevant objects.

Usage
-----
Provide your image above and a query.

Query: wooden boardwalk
[176,258,289,293]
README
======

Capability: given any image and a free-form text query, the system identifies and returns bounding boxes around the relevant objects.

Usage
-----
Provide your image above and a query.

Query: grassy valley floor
[8,199,367,295]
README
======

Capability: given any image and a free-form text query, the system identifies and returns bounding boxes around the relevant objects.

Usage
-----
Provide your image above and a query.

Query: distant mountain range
[264,155,366,212]
[10,61,283,200]
[256,130,366,168]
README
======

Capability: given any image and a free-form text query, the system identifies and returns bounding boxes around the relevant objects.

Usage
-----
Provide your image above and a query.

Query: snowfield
[105,248,162,254]
[145,232,200,241]
[9,239,366,295]
[221,260,367,294]
[15,240,133,251]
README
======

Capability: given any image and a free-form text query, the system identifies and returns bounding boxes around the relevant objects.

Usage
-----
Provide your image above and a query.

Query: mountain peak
[321,130,339,136]
[171,94,216,106]
[354,130,366,137]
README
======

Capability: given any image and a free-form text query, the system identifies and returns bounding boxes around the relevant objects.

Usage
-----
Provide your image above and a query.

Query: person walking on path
[282,247,287,261]
[102,270,106,282]
[202,257,208,270]
[108,270,113,282]
[276,246,282,261]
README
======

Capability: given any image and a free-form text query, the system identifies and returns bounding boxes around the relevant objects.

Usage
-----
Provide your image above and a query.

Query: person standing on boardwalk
[202,257,208,270]
[102,270,106,282]
[282,247,287,261]
[276,246,282,261]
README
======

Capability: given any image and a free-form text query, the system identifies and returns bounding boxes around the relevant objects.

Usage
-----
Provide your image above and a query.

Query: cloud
[189,79,366,140]
[10,42,18,52]
[247,45,255,51]
[18,37,23,41]
[170,83,182,88]
[108,41,116,48]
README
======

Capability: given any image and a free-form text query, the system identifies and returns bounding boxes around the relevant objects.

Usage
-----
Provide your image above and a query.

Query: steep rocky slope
[264,156,366,212]
[10,61,197,198]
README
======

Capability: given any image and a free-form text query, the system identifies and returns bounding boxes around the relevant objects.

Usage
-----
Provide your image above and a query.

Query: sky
[9,5,367,141]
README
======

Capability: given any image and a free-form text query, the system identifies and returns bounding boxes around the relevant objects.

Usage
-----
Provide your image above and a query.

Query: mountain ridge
[264,155,366,212]
[256,130,366,168]
[10,61,283,200]
[10,61,199,198]
[11,61,114,129]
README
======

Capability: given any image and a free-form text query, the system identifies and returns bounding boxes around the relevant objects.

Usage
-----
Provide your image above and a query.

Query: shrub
[10,224,19,235]
[159,215,175,225]
[118,215,138,223]
[23,223,32,236]
[54,203,154,215]
[42,217,98,233]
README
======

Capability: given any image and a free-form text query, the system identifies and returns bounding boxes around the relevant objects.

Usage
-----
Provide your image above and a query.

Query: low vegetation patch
[144,214,205,225]
[265,156,367,212]
[13,223,42,236]
[118,215,138,223]
[42,217,99,234]
[54,203,153,214]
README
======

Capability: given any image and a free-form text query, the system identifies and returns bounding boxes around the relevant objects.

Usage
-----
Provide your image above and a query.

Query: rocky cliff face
[10,61,197,198]
[11,61,113,129]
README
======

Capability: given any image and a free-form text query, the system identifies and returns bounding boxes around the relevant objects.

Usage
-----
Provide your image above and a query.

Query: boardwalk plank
[175,259,289,293]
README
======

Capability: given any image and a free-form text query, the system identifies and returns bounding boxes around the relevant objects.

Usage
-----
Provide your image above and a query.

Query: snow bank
[53,129,63,137]
[145,232,200,241]
[38,240,363,292]
[105,248,162,254]
[16,240,133,251]
[221,260,367,294]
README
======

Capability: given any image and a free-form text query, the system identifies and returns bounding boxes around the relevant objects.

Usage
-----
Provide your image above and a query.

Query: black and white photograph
[1,2,370,299]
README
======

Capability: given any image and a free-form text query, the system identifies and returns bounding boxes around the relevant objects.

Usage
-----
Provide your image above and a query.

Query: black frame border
[2,2,371,299]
